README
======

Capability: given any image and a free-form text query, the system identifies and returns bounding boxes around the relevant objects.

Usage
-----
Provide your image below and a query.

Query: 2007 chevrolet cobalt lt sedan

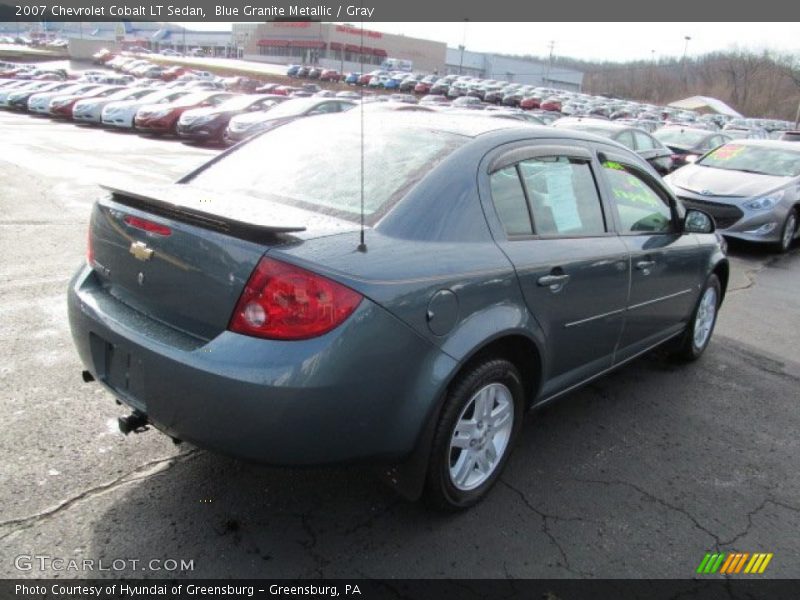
[68,112,728,509]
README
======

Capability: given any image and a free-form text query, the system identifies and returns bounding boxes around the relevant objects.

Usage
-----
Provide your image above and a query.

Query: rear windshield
[188,115,468,221]
[697,144,800,177]
[654,129,708,147]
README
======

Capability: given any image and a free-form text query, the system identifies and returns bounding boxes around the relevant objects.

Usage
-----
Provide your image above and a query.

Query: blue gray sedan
[68,112,728,509]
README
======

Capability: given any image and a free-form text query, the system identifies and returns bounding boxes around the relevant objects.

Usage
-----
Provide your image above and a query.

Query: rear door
[484,143,630,397]
[595,152,702,361]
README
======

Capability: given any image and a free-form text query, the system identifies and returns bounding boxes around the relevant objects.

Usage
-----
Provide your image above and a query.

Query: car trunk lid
[90,182,356,340]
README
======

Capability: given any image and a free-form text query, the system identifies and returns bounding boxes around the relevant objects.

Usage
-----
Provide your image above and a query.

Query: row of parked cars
[3,59,799,253]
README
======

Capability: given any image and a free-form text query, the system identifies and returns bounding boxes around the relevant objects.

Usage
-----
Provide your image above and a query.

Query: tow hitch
[118,411,149,435]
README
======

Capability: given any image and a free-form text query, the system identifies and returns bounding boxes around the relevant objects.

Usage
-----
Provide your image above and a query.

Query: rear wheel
[425,359,524,510]
[778,210,797,253]
[671,274,721,362]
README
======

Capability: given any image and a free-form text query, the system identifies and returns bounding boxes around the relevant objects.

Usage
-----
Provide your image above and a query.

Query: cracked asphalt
[1,109,799,580]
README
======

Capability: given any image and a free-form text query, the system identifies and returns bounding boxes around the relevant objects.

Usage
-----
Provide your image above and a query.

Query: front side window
[518,157,606,236]
[601,162,673,233]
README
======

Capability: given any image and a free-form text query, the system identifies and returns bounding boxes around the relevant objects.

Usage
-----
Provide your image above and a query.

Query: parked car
[27,83,101,114]
[69,113,727,509]
[134,91,234,135]
[223,97,356,144]
[0,80,53,107]
[161,66,189,81]
[780,131,800,142]
[101,89,192,129]
[49,85,126,119]
[553,118,675,174]
[91,49,115,64]
[653,127,733,168]
[665,140,800,252]
[177,94,288,143]
[319,69,341,82]
[73,87,158,124]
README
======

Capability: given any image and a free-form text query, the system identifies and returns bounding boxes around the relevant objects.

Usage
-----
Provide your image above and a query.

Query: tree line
[523,50,800,121]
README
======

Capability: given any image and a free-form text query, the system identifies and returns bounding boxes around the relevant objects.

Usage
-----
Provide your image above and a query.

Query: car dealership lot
[0,110,799,578]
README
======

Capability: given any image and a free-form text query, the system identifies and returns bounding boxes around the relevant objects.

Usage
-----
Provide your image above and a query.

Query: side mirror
[684,209,715,234]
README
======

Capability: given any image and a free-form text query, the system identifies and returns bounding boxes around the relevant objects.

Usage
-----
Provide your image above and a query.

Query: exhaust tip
[118,411,149,435]
[81,370,95,383]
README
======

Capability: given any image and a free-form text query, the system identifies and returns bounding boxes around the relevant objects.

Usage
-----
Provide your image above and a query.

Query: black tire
[671,274,721,362]
[424,358,524,511]
[777,209,797,254]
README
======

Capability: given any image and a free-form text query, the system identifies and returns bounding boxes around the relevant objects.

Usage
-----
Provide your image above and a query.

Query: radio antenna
[357,3,367,252]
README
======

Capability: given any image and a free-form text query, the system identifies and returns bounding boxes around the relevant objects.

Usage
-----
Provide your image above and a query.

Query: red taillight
[229,257,363,340]
[124,215,172,236]
[87,225,94,266]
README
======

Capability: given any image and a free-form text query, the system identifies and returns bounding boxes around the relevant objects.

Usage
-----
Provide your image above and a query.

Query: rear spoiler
[100,182,306,241]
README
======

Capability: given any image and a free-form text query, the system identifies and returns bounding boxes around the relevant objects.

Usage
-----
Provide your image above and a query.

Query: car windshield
[654,129,709,147]
[188,116,468,222]
[697,144,800,177]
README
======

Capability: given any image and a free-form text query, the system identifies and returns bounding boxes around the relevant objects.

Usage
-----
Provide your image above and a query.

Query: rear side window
[601,162,673,233]
[518,157,606,236]
[615,130,636,150]
[633,131,657,150]
[489,167,533,236]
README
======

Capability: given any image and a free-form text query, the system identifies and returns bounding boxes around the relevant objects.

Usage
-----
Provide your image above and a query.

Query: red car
[134,91,234,134]
[357,73,374,86]
[519,96,542,110]
[49,86,125,118]
[414,81,432,94]
[161,66,189,82]
[272,85,300,96]
[539,97,562,112]
[319,69,341,82]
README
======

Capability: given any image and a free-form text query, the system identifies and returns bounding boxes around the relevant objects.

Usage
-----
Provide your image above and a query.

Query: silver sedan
[665,140,800,252]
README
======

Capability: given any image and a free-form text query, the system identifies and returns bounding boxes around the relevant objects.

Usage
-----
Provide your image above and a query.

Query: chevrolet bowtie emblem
[129,241,154,261]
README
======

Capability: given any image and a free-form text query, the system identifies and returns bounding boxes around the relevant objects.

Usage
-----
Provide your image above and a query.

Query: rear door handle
[537,274,571,288]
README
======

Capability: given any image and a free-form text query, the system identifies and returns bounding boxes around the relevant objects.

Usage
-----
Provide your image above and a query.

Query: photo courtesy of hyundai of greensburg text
[0,0,799,598]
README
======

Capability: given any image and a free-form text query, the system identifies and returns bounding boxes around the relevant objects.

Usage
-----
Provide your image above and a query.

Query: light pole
[458,44,465,75]
[682,36,692,90]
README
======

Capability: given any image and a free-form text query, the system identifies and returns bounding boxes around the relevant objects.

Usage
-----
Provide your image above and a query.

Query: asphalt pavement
[0,109,798,579]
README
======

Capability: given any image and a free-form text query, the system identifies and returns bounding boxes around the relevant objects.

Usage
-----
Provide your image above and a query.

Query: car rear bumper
[68,265,453,466]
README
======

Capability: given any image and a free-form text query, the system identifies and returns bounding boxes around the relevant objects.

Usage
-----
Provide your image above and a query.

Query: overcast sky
[177,22,800,62]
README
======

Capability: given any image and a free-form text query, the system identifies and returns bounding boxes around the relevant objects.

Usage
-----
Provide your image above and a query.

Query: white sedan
[101,89,191,128]
[73,87,157,124]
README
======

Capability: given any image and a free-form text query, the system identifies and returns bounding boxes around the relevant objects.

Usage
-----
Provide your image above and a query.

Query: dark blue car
[344,72,361,85]
[68,113,727,509]
[286,64,301,77]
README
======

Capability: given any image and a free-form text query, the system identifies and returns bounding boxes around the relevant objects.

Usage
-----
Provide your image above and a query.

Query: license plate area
[89,333,147,411]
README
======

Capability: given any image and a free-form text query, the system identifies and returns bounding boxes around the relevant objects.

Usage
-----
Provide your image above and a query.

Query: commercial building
[1,22,234,57]
[234,22,447,74]
[445,47,584,91]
